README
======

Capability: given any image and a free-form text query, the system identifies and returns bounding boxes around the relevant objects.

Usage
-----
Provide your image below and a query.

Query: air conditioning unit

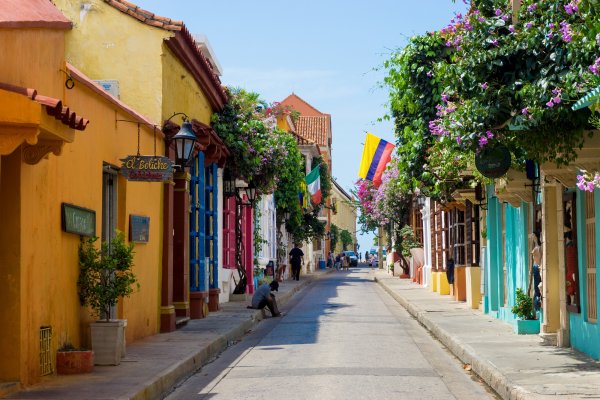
[95,80,120,99]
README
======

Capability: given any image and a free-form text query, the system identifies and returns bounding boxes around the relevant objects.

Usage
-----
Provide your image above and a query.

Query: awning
[0,82,88,164]
[541,130,600,187]
[572,85,600,111]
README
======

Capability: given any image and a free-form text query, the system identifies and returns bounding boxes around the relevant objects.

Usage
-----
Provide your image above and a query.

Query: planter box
[56,350,94,374]
[90,320,125,365]
[513,319,540,335]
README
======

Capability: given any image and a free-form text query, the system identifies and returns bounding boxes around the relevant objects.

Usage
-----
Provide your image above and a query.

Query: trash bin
[319,260,326,270]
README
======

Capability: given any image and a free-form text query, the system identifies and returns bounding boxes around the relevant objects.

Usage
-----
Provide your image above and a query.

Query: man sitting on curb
[247,281,282,317]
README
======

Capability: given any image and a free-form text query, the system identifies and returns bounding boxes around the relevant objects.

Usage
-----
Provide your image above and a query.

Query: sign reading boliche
[120,155,174,182]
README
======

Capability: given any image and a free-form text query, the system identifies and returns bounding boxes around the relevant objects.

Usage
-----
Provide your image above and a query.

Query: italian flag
[305,166,322,205]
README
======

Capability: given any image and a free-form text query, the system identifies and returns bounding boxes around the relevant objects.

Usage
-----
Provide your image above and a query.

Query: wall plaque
[62,203,96,237]
[120,155,174,182]
[129,215,149,243]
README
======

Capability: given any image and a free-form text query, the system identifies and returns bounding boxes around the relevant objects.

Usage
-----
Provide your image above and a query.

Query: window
[585,191,597,322]
[564,192,580,313]
[102,165,118,245]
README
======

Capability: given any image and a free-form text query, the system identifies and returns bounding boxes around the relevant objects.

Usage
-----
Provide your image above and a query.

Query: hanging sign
[120,155,174,182]
[475,144,511,179]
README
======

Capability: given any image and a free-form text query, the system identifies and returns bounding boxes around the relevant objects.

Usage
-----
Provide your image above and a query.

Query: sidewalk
[374,271,600,400]
[3,269,331,400]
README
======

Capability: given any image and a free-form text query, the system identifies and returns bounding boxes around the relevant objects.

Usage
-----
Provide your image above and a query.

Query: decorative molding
[0,126,39,155]
[22,140,63,165]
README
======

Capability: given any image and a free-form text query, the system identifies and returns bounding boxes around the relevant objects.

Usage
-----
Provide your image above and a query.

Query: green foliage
[77,231,139,321]
[398,225,421,257]
[211,87,293,194]
[383,0,600,197]
[340,229,353,251]
[330,223,340,253]
[511,288,536,320]
[383,33,460,199]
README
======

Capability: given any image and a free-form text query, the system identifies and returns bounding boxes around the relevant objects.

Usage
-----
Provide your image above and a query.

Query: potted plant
[511,288,539,334]
[56,341,94,375]
[78,231,138,365]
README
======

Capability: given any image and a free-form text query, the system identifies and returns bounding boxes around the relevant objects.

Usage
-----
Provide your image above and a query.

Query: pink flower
[478,136,488,147]
[508,25,515,33]
[546,100,554,108]
[495,8,502,16]
[481,82,488,90]
[526,22,533,29]
[553,96,561,104]
[486,130,494,139]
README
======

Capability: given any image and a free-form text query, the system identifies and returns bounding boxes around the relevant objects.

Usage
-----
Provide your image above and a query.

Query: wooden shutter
[585,191,597,322]
[222,196,236,269]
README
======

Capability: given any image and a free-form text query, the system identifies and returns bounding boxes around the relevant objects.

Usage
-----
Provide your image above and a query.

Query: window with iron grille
[39,326,53,376]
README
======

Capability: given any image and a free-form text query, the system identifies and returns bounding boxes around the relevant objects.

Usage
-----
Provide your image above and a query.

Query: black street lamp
[172,120,196,168]
[165,112,197,169]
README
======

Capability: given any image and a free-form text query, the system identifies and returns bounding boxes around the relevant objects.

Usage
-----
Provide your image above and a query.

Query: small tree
[78,231,139,321]
[330,223,340,253]
[511,288,536,320]
[340,229,353,251]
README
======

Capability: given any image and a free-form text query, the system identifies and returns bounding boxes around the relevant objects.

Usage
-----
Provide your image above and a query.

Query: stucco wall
[0,78,165,385]
[330,184,357,253]
[55,0,168,122]
[161,46,213,124]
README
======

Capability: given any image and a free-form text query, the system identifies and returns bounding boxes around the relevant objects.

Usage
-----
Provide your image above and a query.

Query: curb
[374,276,533,400]
[131,270,330,400]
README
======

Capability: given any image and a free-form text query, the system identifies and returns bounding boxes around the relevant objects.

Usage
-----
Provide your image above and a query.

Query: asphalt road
[164,265,498,400]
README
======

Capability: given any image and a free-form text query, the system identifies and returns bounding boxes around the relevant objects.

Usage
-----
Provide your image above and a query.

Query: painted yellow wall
[54,0,169,122]
[0,80,165,386]
[0,151,22,383]
[0,29,65,96]
[330,185,357,253]
[542,182,561,334]
[161,46,214,124]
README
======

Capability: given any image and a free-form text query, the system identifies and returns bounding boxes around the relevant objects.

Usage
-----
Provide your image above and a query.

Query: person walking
[289,243,304,281]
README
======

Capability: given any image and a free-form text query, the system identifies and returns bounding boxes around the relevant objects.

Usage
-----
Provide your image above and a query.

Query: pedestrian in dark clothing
[446,258,455,285]
[247,281,281,317]
[289,243,304,281]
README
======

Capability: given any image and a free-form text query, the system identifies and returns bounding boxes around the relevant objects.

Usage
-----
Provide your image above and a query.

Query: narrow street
[165,265,498,400]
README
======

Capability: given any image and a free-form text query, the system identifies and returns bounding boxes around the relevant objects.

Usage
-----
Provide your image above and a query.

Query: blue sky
[134,0,468,252]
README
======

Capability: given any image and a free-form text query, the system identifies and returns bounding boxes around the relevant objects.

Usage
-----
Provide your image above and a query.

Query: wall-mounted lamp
[525,159,541,196]
[165,112,197,169]
[223,171,258,206]
[475,182,488,210]
[244,182,258,205]
[223,168,237,197]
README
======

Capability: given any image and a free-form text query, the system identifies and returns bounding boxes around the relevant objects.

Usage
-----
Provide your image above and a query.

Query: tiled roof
[280,93,325,116]
[103,0,183,31]
[295,115,330,147]
[0,0,72,29]
[0,82,89,131]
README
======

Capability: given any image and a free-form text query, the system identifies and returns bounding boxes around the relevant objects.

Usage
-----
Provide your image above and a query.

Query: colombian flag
[358,132,395,187]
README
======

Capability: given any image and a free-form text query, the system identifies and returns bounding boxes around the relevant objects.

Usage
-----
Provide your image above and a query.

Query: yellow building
[0,0,166,389]
[53,0,229,331]
[330,179,358,253]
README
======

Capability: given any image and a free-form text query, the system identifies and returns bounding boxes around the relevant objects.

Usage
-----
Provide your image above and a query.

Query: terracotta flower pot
[56,350,94,374]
